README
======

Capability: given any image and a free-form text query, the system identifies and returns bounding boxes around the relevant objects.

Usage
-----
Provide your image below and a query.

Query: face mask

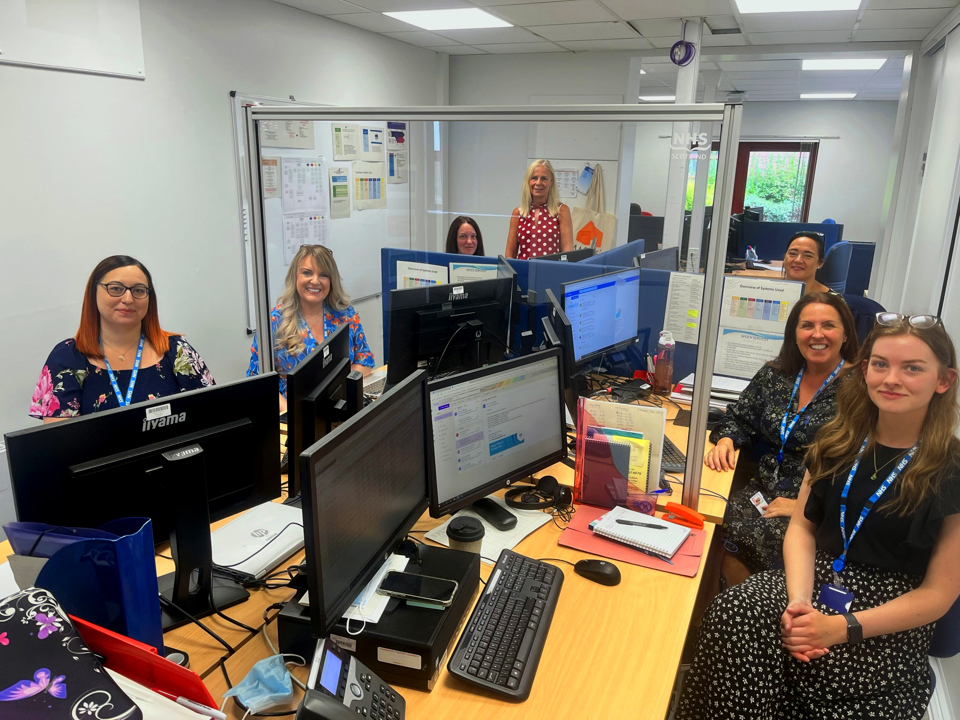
[222,654,294,714]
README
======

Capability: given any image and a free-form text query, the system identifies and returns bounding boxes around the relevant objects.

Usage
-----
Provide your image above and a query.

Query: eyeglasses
[875,313,942,329]
[99,282,150,299]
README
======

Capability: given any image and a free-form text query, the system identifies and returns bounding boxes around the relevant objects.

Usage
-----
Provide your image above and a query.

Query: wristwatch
[843,613,863,645]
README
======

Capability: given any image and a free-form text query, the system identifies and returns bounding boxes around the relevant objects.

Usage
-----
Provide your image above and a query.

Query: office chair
[928,595,960,695]
[630,202,642,215]
[842,294,885,345]
[815,241,852,294]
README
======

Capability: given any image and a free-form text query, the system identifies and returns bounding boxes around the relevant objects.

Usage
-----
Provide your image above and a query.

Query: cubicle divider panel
[846,242,876,297]
[739,221,842,261]
[579,238,646,269]
[635,269,699,383]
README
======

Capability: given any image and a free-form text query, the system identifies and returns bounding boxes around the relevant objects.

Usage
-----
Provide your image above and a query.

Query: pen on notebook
[616,519,666,530]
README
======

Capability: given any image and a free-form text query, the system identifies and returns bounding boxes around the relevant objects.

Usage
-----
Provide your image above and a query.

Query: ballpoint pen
[616,519,666,530]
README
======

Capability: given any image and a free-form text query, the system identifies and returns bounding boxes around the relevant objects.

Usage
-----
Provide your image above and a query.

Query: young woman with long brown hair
[679,315,960,719]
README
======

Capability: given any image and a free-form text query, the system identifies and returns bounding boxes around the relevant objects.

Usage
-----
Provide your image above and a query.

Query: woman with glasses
[445,216,485,256]
[30,255,214,421]
[247,244,374,413]
[705,293,859,584]
[782,231,835,296]
[680,314,960,720]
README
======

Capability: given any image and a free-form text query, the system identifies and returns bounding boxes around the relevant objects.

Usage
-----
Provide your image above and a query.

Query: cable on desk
[548,503,575,530]
[215,522,304,569]
[208,586,258,635]
[536,557,576,568]
[158,594,235,654]
[662,475,728,503]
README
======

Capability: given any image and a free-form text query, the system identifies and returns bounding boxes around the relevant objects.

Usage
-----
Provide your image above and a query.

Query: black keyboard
[662,435,687,473]
[448,549,563,701]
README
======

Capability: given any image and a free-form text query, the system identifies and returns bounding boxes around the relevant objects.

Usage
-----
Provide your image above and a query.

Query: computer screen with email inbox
[427,353,564,515]
[562,267,640,363]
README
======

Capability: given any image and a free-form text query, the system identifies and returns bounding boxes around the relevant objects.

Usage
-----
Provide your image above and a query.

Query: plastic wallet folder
[578,436,633,508]
[558,504,706,578]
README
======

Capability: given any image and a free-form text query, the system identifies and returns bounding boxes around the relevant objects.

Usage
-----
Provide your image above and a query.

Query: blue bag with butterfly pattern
[3,518,164,653]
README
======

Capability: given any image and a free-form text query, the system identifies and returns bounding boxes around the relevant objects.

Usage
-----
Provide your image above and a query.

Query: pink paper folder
[558,504,706,578]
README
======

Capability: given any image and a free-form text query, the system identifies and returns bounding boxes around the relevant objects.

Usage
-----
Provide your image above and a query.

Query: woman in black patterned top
[705,292,859,581]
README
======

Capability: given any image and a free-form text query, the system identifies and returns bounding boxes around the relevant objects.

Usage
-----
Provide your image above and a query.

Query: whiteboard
[257,119,412,306]
[0,0,145,79]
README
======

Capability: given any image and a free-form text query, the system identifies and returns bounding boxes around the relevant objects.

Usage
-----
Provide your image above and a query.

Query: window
[732,142,818,222]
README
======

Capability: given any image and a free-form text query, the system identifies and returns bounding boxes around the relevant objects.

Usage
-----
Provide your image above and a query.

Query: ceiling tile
[640,60,680,72]
[274,0,369,15]
[717,59,801,72]
[630,18,682,37]
[433,26,542,42]
[330,12,417,31]
[704,14,739,31]
[866,0,956,8]
[471,0,566,5]
[431,44,489,53]
[858,8,953,28]
[740,10,858,33]
[530,22,638,40]
[724,69,799,80]
[560,37,658,50]
[488,0,615,26]
[600,0,735,20]
[474,41,569,52]
[345,0,471,10]
[746,30,853,44]
[701,31,746,45]
[381,30,457,46]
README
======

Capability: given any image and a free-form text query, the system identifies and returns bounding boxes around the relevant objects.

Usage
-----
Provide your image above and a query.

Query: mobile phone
[376,571,458,606]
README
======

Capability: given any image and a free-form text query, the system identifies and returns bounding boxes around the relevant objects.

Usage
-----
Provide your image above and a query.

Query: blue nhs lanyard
[777,360,844,465]
[833,437,917,574]
[100,335,145,407]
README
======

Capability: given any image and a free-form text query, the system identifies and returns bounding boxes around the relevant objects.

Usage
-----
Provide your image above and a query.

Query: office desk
[729,260,783,279]
[205,501,718,720]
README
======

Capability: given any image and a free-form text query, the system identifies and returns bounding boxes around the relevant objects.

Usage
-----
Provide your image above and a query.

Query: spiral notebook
[590,505,691,558]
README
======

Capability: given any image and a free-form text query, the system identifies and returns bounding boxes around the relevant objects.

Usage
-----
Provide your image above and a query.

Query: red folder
[71,615,217,708]
[558,504,706,578]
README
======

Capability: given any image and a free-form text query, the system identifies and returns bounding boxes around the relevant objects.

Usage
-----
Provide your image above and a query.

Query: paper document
[555,169,578,198]
[281,157,326,213]
[449,262,498,283]
[260,120,315,149]
[328,166,350,219]
[106,669,208,720]
[283,213,327,265]
[261,157,280,199]
[360,125,386,161]
[715,329,783,379]
[352,161,387,210]
[387,121,407,150]
[388,151,408,184]
[425,496,551,564]
[664,272,705,344]
[332,123,359,160]
[397,260,447,287]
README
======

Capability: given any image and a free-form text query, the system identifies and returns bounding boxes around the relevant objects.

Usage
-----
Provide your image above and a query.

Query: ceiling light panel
[803,58,887,70]
[736,0,860,11]
[384,8,511,30]
[800,92,857,99]
[639,95,676,101]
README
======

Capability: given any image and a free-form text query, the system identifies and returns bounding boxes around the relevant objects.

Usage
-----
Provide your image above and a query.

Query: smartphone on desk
[376,571,458,607]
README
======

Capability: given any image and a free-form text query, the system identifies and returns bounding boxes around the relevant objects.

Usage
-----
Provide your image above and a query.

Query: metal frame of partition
[244,103,744,512]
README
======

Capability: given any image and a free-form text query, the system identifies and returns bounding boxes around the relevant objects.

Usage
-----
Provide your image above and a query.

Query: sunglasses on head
[875,313,942,329]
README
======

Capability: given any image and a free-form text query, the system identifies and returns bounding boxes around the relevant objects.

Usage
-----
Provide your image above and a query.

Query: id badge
[749,491,769,515]
[817,583,855,614]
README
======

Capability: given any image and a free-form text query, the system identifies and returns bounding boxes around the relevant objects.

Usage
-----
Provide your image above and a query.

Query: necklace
[871,444,910,482]
[102,339,139,362]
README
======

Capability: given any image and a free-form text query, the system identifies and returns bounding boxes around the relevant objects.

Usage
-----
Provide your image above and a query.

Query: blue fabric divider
[739,221,843,261]
[578,239,646,268]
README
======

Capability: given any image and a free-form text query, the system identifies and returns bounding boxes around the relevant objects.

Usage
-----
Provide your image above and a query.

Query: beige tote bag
[571,164,617,249]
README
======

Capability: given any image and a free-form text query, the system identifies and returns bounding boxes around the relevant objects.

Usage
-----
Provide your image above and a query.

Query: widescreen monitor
[544,288,581,424]
[635,247,679,272]
[5,374,281,629]
[561,267,641,364]
[425,349,566,518]
[285,322,362,501]
[299,370,429,639]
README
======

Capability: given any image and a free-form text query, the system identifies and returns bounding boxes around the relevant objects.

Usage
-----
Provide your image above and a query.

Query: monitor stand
[156,442,250,631]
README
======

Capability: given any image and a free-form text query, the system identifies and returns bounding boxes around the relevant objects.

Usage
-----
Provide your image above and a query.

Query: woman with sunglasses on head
[247,244,374,413]
[679,314,960,720]
[30,256,214,422]
[782,231,837,297]
[705,293,859,584]
[445,216,485,256]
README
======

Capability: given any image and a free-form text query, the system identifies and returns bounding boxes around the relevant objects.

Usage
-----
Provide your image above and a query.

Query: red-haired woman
[30,256,214,421]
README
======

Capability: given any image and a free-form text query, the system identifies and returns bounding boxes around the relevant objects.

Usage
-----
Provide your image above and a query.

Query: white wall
[0,0,445,527]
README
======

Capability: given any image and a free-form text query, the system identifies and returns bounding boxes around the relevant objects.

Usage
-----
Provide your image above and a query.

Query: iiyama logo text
[142,412,186,431]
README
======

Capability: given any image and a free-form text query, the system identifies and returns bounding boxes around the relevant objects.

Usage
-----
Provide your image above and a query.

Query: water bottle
[653,330,675,396]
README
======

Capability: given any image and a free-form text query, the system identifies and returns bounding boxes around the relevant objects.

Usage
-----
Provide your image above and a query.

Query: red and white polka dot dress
[516,203,563,260]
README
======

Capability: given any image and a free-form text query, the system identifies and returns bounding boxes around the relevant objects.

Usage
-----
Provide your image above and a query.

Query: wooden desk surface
[205,505,717,720]
[729,260,783,279]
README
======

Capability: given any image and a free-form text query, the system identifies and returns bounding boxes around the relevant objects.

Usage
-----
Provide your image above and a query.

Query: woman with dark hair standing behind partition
[30,255,214,421]
[445,216,485,255]
[782,231,835,296]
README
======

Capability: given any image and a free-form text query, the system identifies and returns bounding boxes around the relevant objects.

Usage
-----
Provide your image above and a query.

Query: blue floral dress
[247,304,375,397]
[30,335,215,418]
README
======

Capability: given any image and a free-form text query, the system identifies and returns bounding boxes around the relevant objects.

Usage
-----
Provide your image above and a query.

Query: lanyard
[101,335,145,408]
[777,359,844,465]
[833,437,917,574]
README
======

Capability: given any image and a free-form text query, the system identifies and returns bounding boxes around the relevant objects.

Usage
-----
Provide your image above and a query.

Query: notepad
[590,506,690,558]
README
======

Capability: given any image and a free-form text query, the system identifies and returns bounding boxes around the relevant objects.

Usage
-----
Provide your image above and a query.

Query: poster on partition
[328,166,350,219]
[388,151,408,184]
[282,213,327,265]
[387,121,407,150]
[715,329,784,379]
[664,272,704,344]
[720,277,802,334]
[261,157,280,199]
[260,120,314,149]
[360,125,385,161]
[332,124,360,161]
[281,157,326,213]
[352,161,387,210]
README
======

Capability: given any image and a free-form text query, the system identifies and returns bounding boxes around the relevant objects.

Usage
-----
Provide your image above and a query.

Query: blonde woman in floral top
[30,256,214,420]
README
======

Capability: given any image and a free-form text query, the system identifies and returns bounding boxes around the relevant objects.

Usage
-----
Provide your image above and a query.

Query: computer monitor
[385,259,515,387]
[561,267,641,364]
[543,288,582,424]
[4,374,281,629]
[425,349,566,519]
[727,213,744,259]
[743,206,763,222]
[299,370,429,638]
[537,247,595,262]
[285,322,362,501]
[627,215,664,253]
[634,247,680,272]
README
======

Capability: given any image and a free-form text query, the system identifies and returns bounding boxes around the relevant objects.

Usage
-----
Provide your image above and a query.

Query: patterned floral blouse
[516,203,565,260]
[30,335,215,418]
[246,304,375,398]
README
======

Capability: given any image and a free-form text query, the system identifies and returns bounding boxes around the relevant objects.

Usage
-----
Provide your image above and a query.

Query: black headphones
[504,475,573,511]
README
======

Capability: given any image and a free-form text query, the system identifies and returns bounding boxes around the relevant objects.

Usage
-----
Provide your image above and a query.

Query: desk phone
[300,638,405,720]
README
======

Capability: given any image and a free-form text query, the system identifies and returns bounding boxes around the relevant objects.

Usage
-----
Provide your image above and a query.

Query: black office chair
[630,202,642,216]
[842,294,885,344]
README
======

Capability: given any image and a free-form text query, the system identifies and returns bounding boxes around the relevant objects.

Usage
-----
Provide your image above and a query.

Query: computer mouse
[707,407,726,428]
[574,559,621,586]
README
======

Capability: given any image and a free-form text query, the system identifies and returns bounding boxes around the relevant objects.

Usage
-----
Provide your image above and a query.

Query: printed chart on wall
[716,277,803,380]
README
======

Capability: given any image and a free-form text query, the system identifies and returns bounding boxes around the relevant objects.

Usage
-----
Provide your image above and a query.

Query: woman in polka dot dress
[506,159,574,260]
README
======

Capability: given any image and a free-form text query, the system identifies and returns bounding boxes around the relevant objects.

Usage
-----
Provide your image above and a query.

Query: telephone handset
[297,638,405,720]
